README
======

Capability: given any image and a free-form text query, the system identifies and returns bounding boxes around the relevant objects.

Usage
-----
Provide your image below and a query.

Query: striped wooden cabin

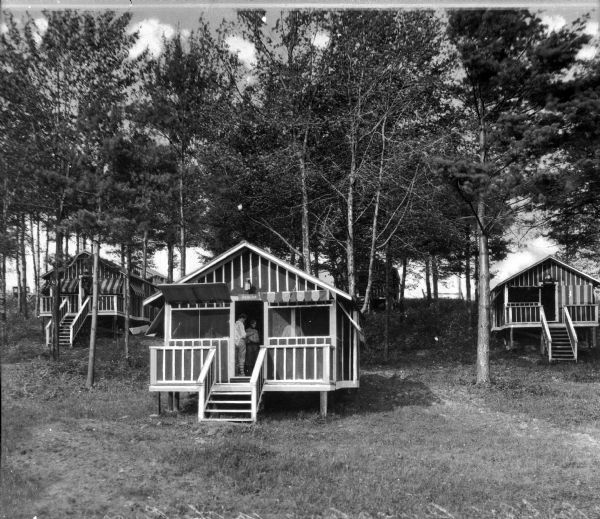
[491,256,599,361]
[144,241,361,422]
[40,251,165,349]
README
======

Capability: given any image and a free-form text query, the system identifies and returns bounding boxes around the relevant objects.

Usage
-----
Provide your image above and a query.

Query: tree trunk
[15,231,22,314]
[142,229,148,280]
[299,126,311,274]
[361,117,386,315]
[86,236,100,388]
[346,129,357,297]
[52,227,63,360]
[45,224,50,271]
[20,216,28,318]
[476,199,490,385]
[465,225,471,302]
[29,215,39,316]
[383,241,391,361]
[425,256,431,302]
[179,162,186,279]
[399,257,407,315]
[167,242,174,283]
[0,251,6,348]
[432,254,439,301]
[124,245,131,365]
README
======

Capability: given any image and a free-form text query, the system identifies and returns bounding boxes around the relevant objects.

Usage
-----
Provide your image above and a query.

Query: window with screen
[507,287,539,303]
[298,306,329,336]
[171,310,200,338]
[200,310,229,338]
[269,308,292,337]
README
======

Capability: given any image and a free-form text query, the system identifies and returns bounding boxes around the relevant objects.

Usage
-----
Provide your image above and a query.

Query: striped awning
[60,278,79,293]
[260,290,330,303]
[100,278,123,294]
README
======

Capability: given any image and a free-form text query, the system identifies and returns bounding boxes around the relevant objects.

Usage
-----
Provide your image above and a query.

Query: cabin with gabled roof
[144,241,361,422]
[40,251,166,349]
[491,256,599,361]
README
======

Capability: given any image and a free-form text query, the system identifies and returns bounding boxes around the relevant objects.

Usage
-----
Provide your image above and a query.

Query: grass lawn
[2,303,600,518]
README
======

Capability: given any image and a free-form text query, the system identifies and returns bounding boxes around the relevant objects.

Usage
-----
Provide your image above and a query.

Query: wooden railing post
[150,347,157,386]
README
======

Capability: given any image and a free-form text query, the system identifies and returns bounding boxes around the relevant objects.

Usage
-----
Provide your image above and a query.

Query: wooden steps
[59,314,76,348]
[203,377,255,422]
[549,326,575,361]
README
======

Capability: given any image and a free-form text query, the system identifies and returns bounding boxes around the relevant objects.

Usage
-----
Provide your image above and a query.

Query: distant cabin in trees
[40,251,166,348]
[491,256,599,361]
[356,259,400,309]
[144,241,361,423]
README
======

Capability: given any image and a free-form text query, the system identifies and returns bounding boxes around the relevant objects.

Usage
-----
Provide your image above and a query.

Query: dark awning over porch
[158,283,231,304]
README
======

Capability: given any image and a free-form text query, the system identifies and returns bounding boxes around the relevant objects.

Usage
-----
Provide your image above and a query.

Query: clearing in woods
[2,303,600,518]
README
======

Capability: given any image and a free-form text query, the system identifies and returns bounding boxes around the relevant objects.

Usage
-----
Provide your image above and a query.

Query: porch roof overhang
[158,283,231,304]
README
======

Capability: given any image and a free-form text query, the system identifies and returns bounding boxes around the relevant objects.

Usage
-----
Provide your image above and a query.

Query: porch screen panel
[157,349,164,381]
[266,348,275,379]
[507,286,538,303]
[298,306,329,336]
[305,347,315,378]
[171,310,200,338]
[200,310,229,338]
[183,350,192,380]
[269,308,292,336]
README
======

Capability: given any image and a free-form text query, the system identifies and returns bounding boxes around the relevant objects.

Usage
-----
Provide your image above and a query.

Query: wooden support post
[167,392,174,411]
[157,393,162,415]
[510,327,514,350]
[592,327,597,348]
[319,391,328,417]
[174,392,180,411]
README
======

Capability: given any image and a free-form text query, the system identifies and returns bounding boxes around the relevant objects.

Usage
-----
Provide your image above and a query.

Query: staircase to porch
[549,326,576,361]
[203,377,255,422]
[59,314,76,348]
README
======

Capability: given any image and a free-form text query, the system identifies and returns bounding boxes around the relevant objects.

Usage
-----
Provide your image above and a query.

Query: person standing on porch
[245,319,260,375]
[234,314,247,376]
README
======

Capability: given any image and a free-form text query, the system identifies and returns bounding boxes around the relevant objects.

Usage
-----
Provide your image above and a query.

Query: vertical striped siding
[193,249,328,295]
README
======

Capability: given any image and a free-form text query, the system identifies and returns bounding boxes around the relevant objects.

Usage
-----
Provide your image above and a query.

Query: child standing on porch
[234,314,247,376]
[244,319,260,375]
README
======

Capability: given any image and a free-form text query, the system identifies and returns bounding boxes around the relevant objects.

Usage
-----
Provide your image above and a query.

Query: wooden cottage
[144,241,361,422]
[40,251,165,348]
[491,256,599,361]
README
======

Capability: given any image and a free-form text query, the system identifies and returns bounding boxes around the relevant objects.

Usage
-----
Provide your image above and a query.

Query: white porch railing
[506,303,541,324]
[266,337,330,382]
[150,341,223,386]
[540,307,552,360]
[45,298,70,348]
[565,304,598,324]
[98,295,124,314]
[564,307,578,362]
[250,348,267,421]
[197,348,217,421]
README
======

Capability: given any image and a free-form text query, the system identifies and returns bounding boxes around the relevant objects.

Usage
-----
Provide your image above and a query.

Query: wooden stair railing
[69,297,90,347]
[197,348,217,421]
[563,307,578,362]
[250,347,267,422]
[46,298,70,348]
[540,307,552,361]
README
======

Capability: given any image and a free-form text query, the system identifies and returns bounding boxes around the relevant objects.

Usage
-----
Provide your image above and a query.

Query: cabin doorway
[541,284,556,321]
[233,300,265,377]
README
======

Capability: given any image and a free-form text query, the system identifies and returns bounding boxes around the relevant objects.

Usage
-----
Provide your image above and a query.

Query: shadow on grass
[178,373,439,420]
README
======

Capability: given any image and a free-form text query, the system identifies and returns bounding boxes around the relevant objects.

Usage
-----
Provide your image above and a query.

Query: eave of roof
[491,255,600,291]
[143,241,353,306]
[42,251,159,285]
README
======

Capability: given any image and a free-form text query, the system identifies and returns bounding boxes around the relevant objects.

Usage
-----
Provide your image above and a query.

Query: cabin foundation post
[319,391,328,417]
[157,393,162,415]
[592,327,597,348]
[174,392,180,411]
[167,392,174,411]
[509,327,514,350]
